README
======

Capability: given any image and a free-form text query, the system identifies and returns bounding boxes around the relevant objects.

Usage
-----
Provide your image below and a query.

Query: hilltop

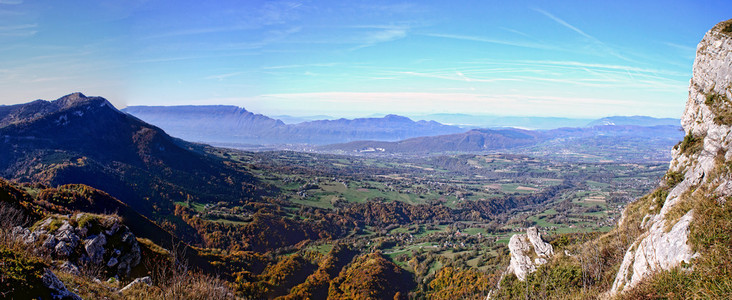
[0,93,268,244]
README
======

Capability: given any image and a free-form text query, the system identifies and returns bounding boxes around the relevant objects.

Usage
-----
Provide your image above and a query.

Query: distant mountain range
[123,106,466,145]
[585,116,680,127]
[319,128,542,153]
[320,124,683,162]
[411,114,680,129]
[124,105,681,147]
[410,114,594,129]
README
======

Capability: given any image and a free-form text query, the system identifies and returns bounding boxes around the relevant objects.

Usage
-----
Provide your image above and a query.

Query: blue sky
[0,0,729,118]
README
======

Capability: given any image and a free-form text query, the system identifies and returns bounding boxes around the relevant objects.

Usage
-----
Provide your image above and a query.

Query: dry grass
[122,272,234,300]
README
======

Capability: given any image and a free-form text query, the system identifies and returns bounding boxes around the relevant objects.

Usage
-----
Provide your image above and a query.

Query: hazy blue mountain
[123,105,286,145]
[123,106,467,145]
[410,113,593,129]
[320,124,683,162]
[271,114,336,124]
[285,114,465,144]
[586,116,680,127]
[319,128,542,153]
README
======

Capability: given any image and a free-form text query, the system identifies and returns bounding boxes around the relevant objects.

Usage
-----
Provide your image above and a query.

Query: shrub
[0,246,51,299]
[664,171,684,187]
[495,258,584,299]
[704,92,732,125]
[678,133,703,155]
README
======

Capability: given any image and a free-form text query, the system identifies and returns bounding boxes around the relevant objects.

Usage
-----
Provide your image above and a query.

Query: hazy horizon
[1,1,730,118]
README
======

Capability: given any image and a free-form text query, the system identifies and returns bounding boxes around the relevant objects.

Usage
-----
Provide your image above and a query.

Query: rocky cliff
[609,19,732,296]
[506,227,554,281]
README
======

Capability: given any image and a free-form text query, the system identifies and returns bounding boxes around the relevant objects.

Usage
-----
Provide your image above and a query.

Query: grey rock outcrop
[507,227,554,281]
[42,268,82,300]
[14,213,142,278]
[84,234,107,264]
[609,19,732,295]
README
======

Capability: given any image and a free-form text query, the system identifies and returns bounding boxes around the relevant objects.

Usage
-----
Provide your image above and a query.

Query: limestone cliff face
[507,227,554,281]
[610,19,732,295]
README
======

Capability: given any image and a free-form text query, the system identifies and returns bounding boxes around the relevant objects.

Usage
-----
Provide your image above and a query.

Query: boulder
[507,227,554,281]
[84,234,107,264]
[41,268,82,300]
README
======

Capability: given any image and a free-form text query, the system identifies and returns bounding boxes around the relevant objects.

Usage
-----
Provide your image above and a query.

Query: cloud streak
[423,33,558,50]
[532,8,636,62]
[351,26,409,50]
[533,8,594,40]
[0,23,37,36]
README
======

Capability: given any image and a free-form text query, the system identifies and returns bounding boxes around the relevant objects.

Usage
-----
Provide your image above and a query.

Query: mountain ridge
[320,124,683,162]
[586,115,680,127]
[0,93,262,221]
[123,105,467,145]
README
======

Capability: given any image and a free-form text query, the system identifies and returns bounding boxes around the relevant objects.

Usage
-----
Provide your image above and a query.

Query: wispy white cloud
[0,9,24,16]
[663,42,695,52]
[394,70,521,83]
[499,27,532,39]
[520,60,687,77]
[0,0,23,5]
[223,26,302,50]
[204,72,245,81]
[143,26,250,40]
[532,8,594,40]
[143,1,304,40]
[663,42,696,59]
[0,23,37,36]
[27,76,68,83]
[532,8,635,62]
[360,3,423,14]
[423,33,558,50]
[262,62,339,70]
[351,26,408,50]
[259,1,303,26]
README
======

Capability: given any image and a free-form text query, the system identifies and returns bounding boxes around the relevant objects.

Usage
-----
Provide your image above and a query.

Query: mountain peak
[55,92,87,105]
[53,92,114,111]
[382,114,412,122]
